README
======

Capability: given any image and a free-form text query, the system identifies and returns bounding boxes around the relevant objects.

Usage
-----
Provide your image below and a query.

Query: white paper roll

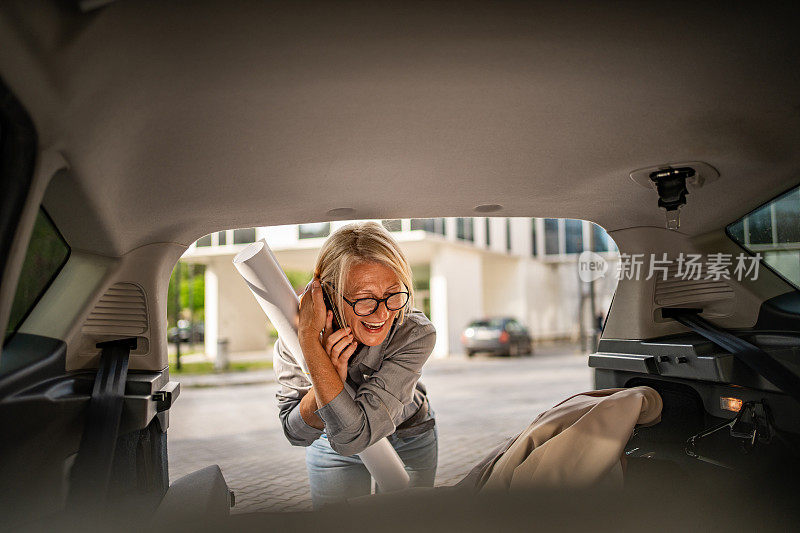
[233,239,410,492]
[233,241,310,374]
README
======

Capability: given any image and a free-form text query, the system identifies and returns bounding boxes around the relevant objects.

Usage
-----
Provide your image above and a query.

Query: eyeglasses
[326,283,410,316]
[344,291,409,316]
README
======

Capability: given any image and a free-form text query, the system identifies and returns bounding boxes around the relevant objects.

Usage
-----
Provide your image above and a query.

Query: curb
[175,370,277,388]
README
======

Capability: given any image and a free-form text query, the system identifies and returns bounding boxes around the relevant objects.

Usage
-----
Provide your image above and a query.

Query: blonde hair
[314,221,414,329]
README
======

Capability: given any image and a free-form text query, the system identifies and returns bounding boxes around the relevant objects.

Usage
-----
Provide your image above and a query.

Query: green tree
[167,262,309,332]
[167,262,206,327]
[284,269,312,291]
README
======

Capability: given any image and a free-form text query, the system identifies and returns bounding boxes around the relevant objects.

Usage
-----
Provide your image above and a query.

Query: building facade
[182,218,619,359]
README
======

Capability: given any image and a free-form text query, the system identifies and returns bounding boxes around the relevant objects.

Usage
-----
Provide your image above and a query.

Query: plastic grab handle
[233,240,410,492]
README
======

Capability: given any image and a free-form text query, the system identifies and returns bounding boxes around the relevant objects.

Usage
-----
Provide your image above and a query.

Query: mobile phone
[321,284,343,333]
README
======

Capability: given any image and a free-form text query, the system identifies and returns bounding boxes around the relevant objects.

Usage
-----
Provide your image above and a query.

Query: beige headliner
[2,1,800,257]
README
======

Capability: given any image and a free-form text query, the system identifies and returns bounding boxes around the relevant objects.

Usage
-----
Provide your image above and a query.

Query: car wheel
[466,350,474,358]
[521,340,533,356]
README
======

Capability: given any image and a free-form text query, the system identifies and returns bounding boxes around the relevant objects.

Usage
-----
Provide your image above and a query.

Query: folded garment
[460,387,662,492]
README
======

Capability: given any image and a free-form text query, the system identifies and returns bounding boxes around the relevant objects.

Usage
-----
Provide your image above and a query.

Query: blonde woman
[274,222,438,508]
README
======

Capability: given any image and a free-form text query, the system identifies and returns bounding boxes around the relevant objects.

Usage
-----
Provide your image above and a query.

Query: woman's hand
[298,279,327,347]
[298,279,357,383]
[297,279,349,408]
[321,311,358,383]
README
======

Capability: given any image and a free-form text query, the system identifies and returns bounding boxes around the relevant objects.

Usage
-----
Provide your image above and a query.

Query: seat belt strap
[67,337,136,511]
[666,309,800,404]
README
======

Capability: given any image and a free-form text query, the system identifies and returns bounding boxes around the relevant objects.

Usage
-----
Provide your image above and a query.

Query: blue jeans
[306,425,438,509]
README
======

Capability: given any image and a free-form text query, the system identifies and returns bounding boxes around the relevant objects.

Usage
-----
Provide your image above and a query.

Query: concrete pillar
[429,271,449,358]
[430,246,483,357]
[445,218,457,242]
[216,257,271,354]
[488,217,507,254]
[204,262,219,359]
[512,258,529,325]
[483,255,527,323]
[474,218,485,246]
[510,218,532,257]
[523,257,589,342]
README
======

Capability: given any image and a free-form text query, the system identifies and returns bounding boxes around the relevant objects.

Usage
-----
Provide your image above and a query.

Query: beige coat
[477,386,662,491]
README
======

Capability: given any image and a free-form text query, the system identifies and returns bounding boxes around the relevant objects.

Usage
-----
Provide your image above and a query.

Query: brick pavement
[167,347,592,513]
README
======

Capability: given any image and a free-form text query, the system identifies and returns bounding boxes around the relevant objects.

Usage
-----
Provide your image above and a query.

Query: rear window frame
[724,181,800,293]
[468,318,506,329]
[3,207,71,346]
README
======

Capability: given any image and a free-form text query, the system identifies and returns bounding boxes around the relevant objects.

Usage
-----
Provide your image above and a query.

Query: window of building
[485,218,491,247]
[411,218,429,232]
[217,231,227,245]
[411,218,446,235]
[564,219,584,254]
[727,183,800,289]
[5,208,70,344]
[456,218,474,242]
[744,207,773,245]
[505,219,512,252]
[196,234,212,247]
[728,219,745,243]
[531,218,538,256]
[233,227,256,244]
[381,219,402,232]
[544,218,560,255]
[592,223,608,253]
[298,222,331,240]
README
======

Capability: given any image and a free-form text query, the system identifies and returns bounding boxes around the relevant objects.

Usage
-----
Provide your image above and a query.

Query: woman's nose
[372,302,390,320]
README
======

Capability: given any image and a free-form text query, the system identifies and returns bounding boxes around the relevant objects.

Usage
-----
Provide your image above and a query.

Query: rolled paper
[233,239,410,492]
[233,240,310,375]
[356,437,411,492]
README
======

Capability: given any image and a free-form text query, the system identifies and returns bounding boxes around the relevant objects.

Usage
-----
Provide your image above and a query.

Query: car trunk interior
[1,0,800,530]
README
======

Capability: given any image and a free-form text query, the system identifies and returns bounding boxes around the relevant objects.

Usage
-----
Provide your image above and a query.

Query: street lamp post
[188,263,194,352]
[587,227,599,353]
[174,263,182,371]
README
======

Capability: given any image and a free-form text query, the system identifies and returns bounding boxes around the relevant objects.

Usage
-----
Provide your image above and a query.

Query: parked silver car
[462,317,532,357]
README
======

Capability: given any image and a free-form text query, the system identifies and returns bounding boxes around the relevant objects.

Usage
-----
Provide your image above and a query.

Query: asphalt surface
[167,346,593,513]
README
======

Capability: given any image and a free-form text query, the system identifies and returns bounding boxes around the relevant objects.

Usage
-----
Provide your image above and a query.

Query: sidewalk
[172,341,587,388]
[170,346,276,388]
[176,368,277,388]
[168,342,593,513]
[168,345,274,364]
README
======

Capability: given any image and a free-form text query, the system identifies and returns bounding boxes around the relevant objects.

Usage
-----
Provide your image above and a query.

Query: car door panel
[0,332,177,526]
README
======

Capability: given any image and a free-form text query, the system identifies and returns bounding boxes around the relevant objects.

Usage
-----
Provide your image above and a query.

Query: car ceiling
[2,0,800,257]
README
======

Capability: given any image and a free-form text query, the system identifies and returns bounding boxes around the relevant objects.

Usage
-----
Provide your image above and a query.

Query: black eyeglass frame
[325,282,410,317]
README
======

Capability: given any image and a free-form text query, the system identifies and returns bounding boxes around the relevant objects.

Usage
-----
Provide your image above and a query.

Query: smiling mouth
[361,320,386,332]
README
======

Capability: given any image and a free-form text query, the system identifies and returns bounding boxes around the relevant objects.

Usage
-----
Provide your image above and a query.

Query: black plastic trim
[754,291,800,333]
[671,310,800,404]
[596,369,800,435]
[0,332,67,398]
[0,75,38,296]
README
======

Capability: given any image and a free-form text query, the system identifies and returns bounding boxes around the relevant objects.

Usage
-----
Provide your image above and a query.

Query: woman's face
[342,261,403,346]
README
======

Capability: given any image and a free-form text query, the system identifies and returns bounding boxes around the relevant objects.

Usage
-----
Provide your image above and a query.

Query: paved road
[167,347,593,513]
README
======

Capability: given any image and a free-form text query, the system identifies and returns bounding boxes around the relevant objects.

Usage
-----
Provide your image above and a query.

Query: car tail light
[720,396,743,412]
[499,331,509,343]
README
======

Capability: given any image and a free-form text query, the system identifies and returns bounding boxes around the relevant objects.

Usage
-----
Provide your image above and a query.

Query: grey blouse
[274,309,436,457]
